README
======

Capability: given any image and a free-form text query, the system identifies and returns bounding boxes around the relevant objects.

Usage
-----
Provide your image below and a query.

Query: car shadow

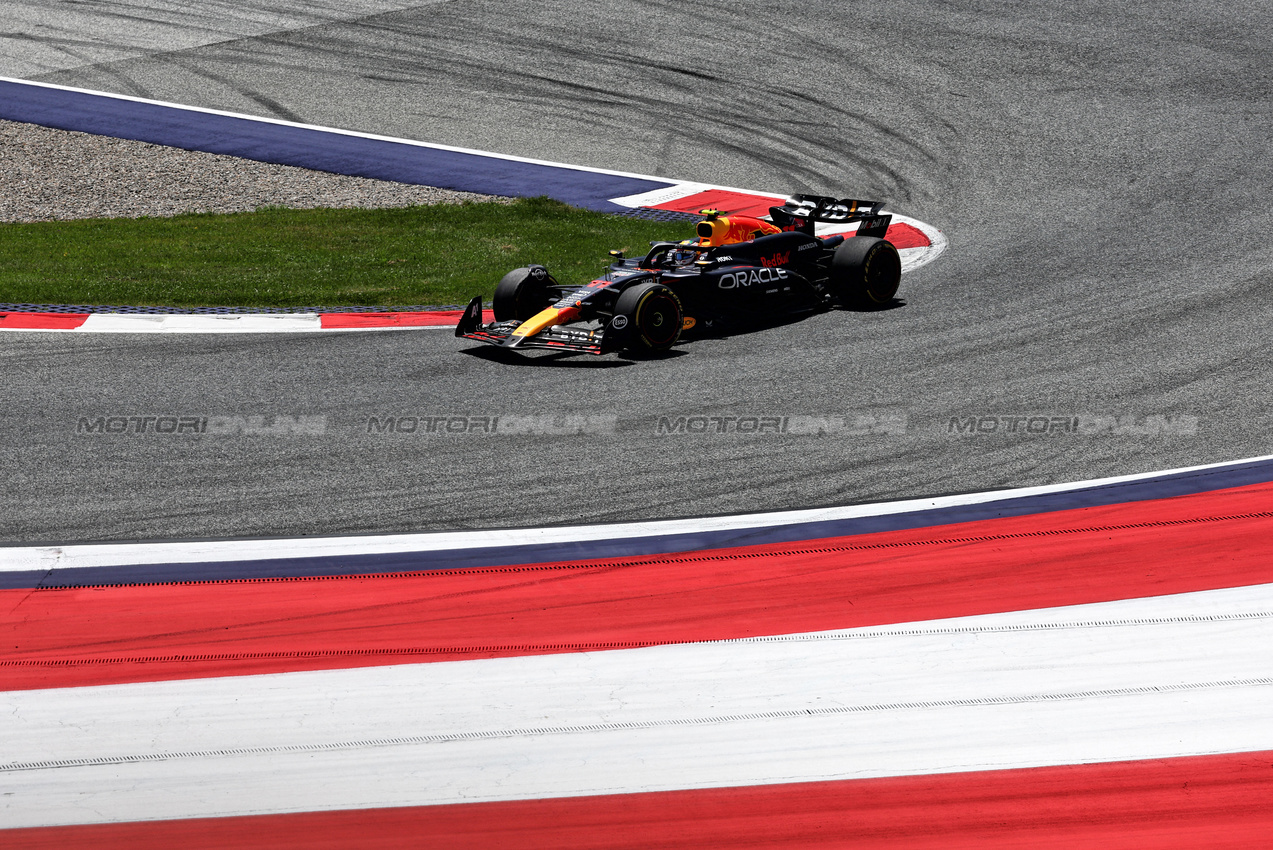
[837,297,907,313]
[680,299,905,342]
[458,300,904,361]
[459,346,643,367]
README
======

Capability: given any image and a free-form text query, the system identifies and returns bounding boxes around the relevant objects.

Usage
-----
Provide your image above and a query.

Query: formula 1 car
[455,195,902,356]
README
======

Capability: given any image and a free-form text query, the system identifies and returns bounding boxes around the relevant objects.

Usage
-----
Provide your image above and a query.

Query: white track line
[5,452,1270,574]
[4,582,1273,827]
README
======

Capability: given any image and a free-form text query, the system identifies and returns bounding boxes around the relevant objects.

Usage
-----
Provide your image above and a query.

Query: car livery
[456,195,903,356]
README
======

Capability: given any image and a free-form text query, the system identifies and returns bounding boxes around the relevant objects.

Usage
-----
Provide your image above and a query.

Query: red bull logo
[696,215,782,247]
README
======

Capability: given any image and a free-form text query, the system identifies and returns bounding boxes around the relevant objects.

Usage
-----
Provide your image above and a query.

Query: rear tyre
[493,265,555,322]
[612,282,683,353]
[830,236,901,306]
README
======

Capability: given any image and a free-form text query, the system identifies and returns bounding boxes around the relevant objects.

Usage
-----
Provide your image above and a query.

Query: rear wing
[768,194,892,239]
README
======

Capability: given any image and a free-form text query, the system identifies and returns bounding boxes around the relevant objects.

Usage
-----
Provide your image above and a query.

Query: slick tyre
[613,282,683,353]
[830,236,901,307]
[493,265,555,322]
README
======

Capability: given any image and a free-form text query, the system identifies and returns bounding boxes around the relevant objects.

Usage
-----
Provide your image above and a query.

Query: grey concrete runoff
[1,0,1270,542]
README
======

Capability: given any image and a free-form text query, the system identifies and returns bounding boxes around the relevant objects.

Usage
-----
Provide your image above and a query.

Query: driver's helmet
[670,240,699,266]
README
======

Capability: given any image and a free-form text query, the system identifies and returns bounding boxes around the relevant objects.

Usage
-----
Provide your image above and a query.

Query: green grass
[0,197,688,308]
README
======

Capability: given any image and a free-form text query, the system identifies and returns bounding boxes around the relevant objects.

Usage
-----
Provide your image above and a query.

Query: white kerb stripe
[4,582,1273,827]
[79,313,323,333]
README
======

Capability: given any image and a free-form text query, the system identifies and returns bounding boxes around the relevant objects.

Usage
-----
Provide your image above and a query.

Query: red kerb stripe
[4,482,1271,690]
[4,750,1272,849]
[0,312,90,329]
[646,190,932,248]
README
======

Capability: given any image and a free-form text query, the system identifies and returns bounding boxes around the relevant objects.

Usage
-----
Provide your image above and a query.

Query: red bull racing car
[455,195,902,356]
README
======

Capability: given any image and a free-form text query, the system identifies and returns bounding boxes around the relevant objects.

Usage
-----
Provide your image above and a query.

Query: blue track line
[0,79,672,212]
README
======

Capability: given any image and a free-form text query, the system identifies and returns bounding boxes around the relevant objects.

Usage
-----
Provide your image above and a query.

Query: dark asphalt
[2,0,1270,543]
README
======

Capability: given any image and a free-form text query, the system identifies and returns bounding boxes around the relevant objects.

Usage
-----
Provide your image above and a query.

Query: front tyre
[612,282,683,353]
[830,236,901,306]
[493,265,555,322]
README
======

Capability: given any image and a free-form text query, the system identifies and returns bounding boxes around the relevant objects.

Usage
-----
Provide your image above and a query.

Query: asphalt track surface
[2,0,1271,543]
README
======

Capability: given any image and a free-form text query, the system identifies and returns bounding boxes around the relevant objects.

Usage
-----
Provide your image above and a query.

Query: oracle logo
[718,267,789,289]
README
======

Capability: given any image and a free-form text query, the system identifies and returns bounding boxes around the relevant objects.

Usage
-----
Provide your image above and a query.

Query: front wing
[455,296,609,355]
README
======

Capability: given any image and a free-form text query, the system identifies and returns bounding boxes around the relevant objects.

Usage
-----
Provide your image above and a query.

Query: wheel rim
[863,244,901,303]
[636,291,682,347]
